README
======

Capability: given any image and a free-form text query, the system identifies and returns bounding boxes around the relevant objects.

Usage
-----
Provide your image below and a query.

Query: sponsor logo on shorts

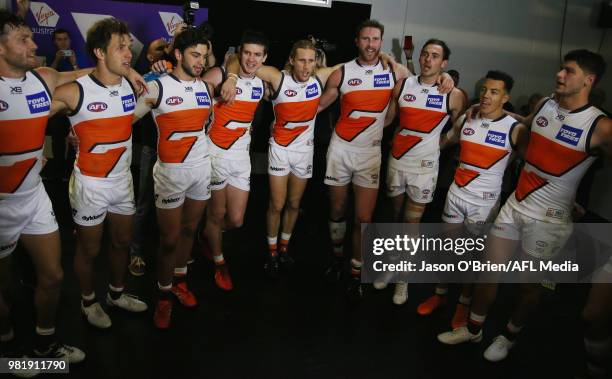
[421,160,434,168]
[536,116,548,127]
[483,192,497,200]
[463,127,475,136]
[82,213,104,222]
[422,189,431,195]
[0,241,17,251]
[373,73,390,87]
[556,124,582,146]
[325,175,338,182]
[426,95,443,109]
[442,212,458,219]
[269,166,285,172]
[347,78,362,86]
[87,102,107,112]
[195,92,211,106]
[251,87,263,100]
[492,224,504,231]
[485,130,506,147]
[546,208,564,219]
[26,91,50,114]
[166,96,183,106]
[72,209,77,216]
[306,164,312,174]
[121,94,135,112]
[236,87,243,95]
[0,100,9,112]
[535,240,548,248]
[162,196,180,204]
[210,179,225,186]
[284,89,297,97]
[305,83,319,98]
[403,94,416,102]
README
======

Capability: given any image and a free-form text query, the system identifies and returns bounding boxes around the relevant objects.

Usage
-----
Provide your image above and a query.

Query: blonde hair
[284,39,318,74]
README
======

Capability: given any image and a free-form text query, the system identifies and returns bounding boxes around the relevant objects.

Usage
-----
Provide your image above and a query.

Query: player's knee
[268,198,285,214]
[160,232,179,252]
[286,198,301,213]
[111,232,132,251]
[209,204,227,221]
[226,213,244,229]
[39,266,63,291]
[180,221,198,239]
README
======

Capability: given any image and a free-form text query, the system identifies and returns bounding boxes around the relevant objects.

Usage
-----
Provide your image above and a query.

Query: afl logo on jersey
[284,89,297,97]
[536,116,548,127]
[403,94,416,102]
[87,102,107,112]
[0,100,8,112]
[463,127,475,136]
[348,78,362,86]
[235,87,243,95]
[166,96,184,106]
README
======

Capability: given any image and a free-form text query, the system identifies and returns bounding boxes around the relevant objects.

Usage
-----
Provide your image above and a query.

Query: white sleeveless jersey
[332,59,395,152]
[391,76,450,168]
[151,74,212,167]
[508,98,605,223]
[270,71,322,152]
[449,114,517,203]
[208,70,264,159]
[68,75,135,179]
[0,71,51,198]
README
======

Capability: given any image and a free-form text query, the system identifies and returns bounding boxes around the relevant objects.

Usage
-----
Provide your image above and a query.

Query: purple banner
[17,0,208,70]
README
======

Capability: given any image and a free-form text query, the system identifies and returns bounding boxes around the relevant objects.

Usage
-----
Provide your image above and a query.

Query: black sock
[82,296,97,307]
[158,289,172,301]
[34,333,55,353]
[501,326,520,341]
[173,274,186,286]
[109,288,123,301]
[467,320,482,335]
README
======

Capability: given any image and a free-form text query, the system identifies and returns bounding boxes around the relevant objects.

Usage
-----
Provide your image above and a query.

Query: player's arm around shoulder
[50,81,80,117]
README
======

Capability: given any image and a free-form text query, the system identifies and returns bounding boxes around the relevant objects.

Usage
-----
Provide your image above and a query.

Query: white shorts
[442,191,499,235]
[324,145,380,188]
[154,159,212,209]
[386,161,438,203]
[0,183,58,258]
[490,203,573,260]
[69,173,135,226]
[268,144,313,179]
[210,155,250,192]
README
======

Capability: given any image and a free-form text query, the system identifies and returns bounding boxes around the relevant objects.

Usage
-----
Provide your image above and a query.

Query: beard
[181,60,201,78]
